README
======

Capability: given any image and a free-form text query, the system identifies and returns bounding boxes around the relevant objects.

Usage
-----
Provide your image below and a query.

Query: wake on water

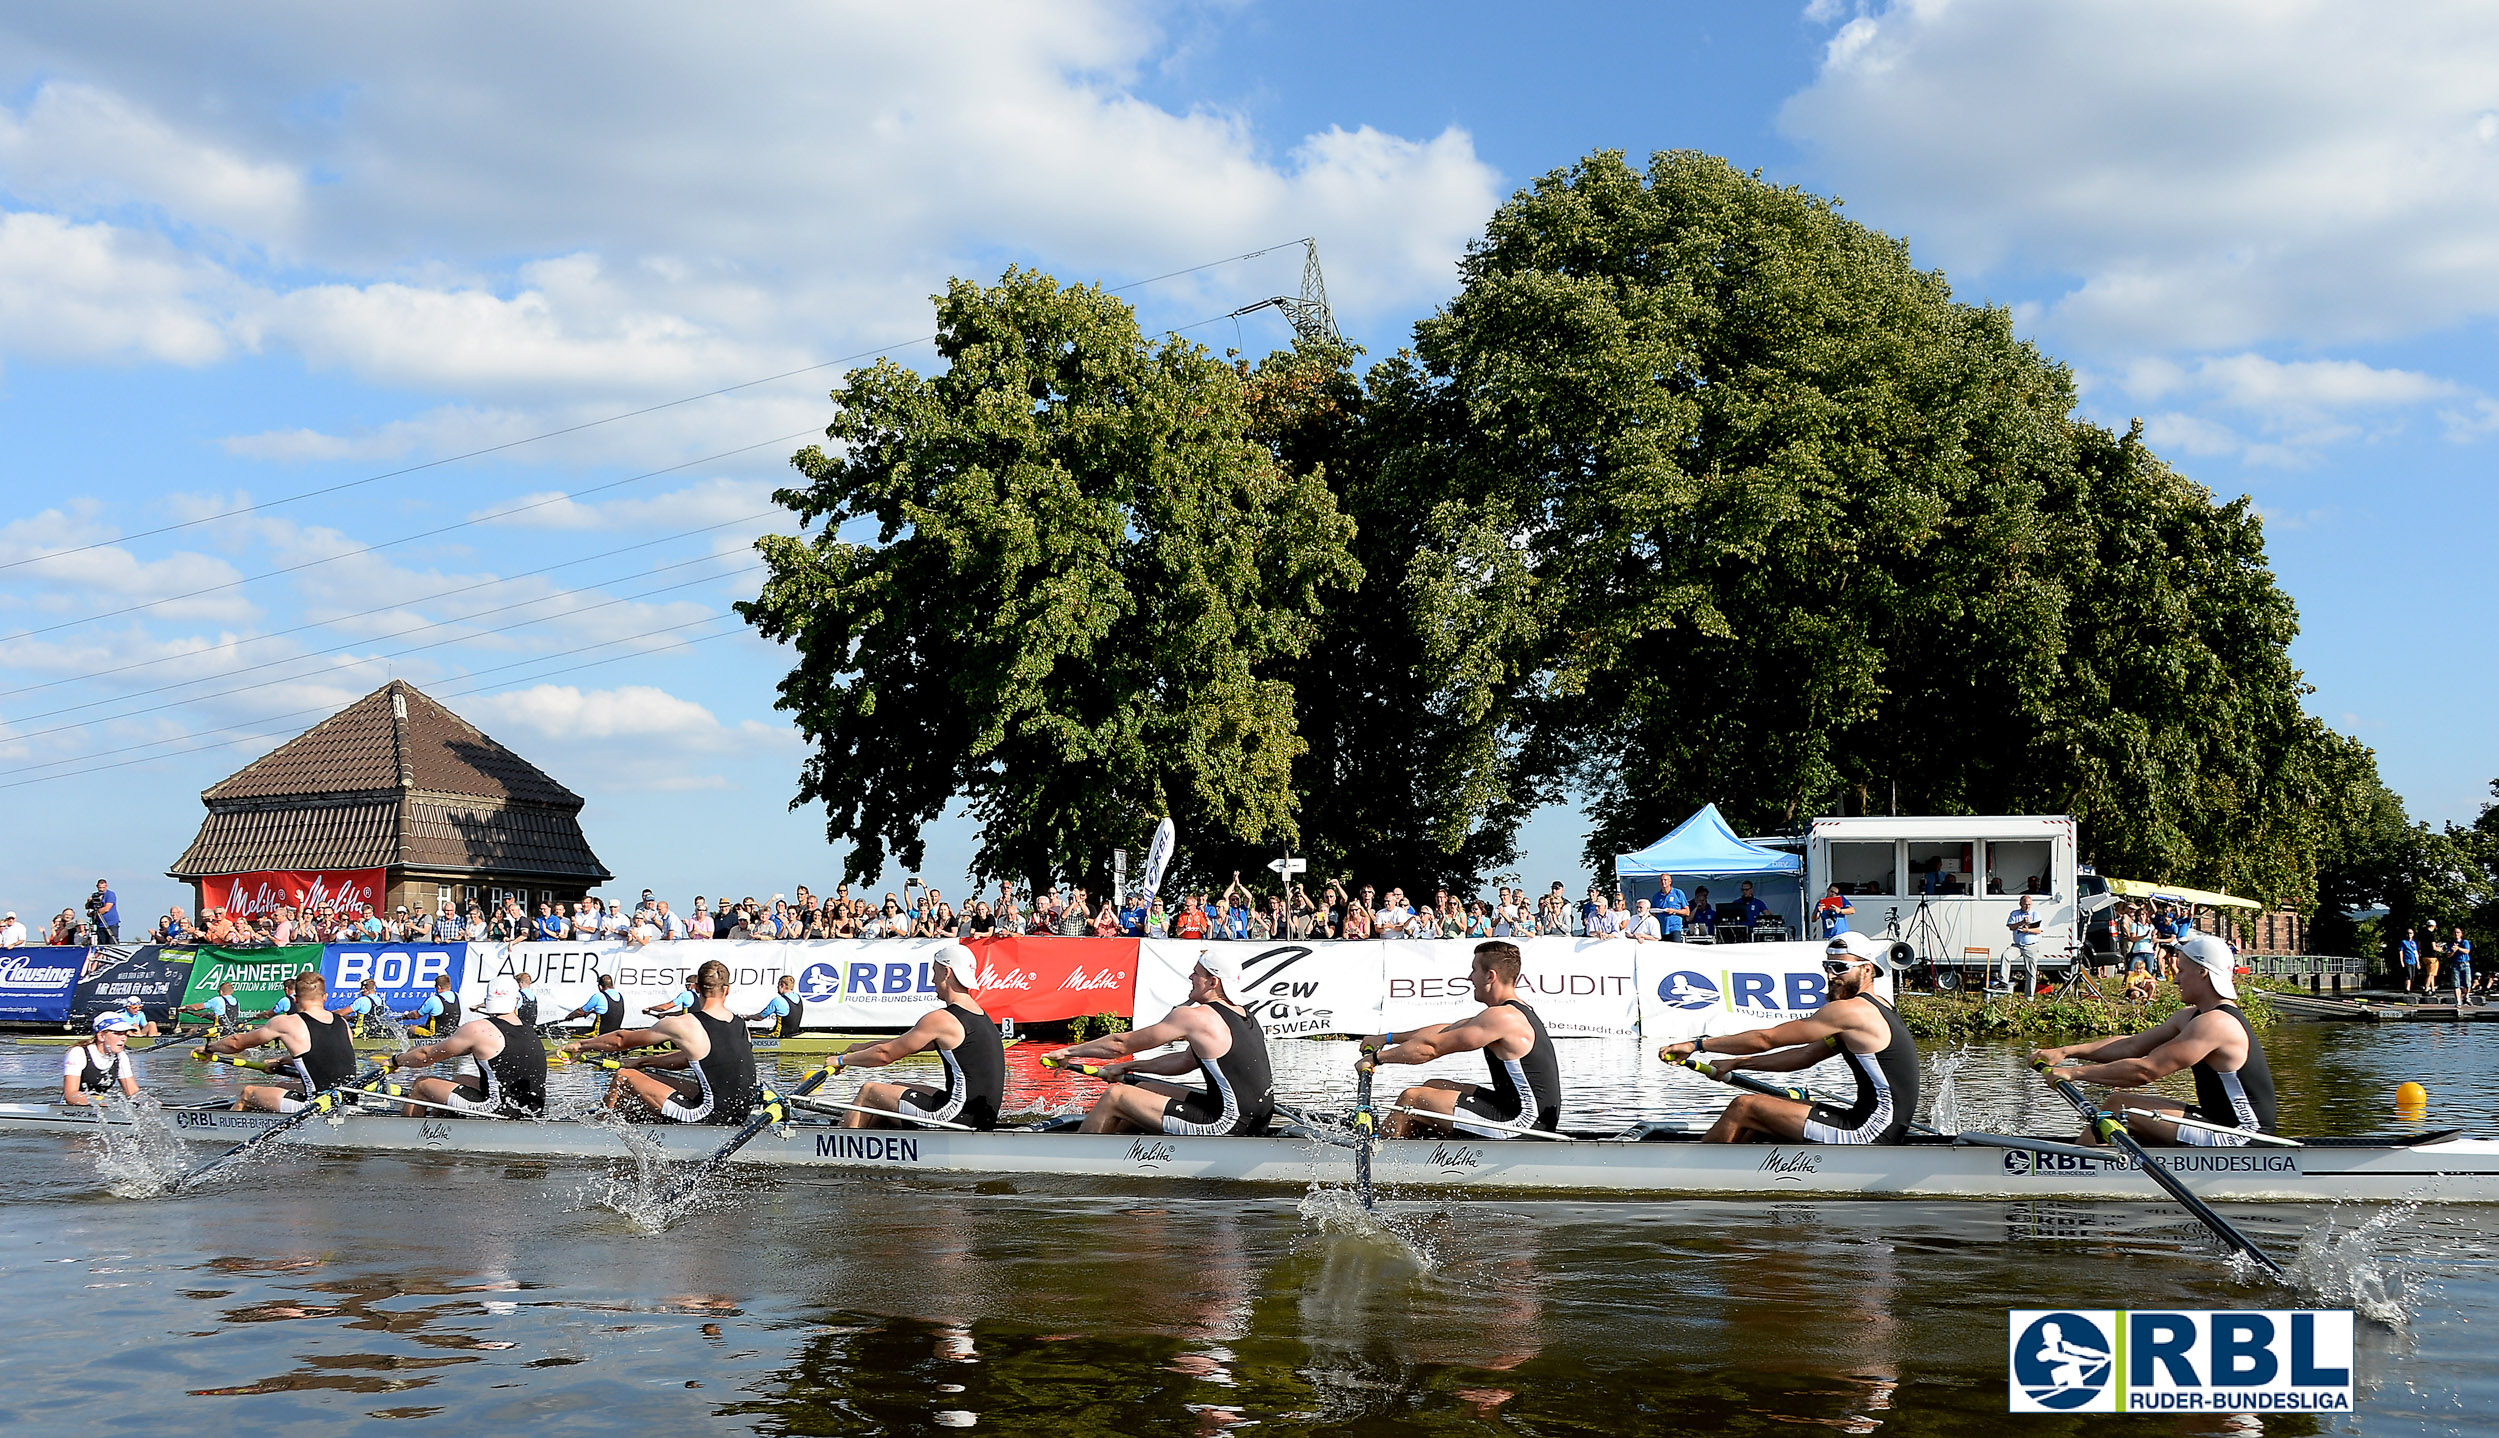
[2291,1200,2422,1327]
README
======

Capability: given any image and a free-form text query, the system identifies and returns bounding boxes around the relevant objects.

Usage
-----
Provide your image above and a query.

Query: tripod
[1892,897,1950,991]
[2052,945,2107,1000]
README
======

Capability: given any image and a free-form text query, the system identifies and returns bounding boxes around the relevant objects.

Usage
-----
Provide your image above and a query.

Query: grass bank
[1896,981,2280,1043]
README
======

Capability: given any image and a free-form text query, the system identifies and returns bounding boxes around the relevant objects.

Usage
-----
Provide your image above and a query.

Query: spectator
[1118,890,1149,936]
[534,902,565,941]
[1580,884,1608,936]
[1059,889,1091,938]
[1648,874,1689,942]
[1732,881,1771,929]
[1816,884,1854,939]
[0,910,22,947]
[2397,926,2421,995]
[1339,894,1372,940]
[203,908,236,945]
[1624,898,1662,943]
[464,905,489,942]
[2001,893,2045,991]
[1376,888,1417,938]
[1689,887,1717,934]
[153,906,196,944]
[89,878,120,944]
[1092,899,1122,938]
[958,900,991,939]
[431,901,464,944]
[1172,894,1208,940]
[629,908,660,947]
[271,906,297,946]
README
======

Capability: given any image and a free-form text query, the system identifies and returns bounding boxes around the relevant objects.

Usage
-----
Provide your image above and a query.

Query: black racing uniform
[479,1014,548,1116]
[72,1044,122,1096]
[1159,1003,1274,1137]
[898,1002,1004,1130]
[688,1008,756,1125]
[2186,1002,2277,1139]
[291,1009,360,1092]
[1453,998,1563,1135]
[773,994,805,1040]
[514,988,540,1030]
[594,987,627,1036]
[1801,995,1920,1145]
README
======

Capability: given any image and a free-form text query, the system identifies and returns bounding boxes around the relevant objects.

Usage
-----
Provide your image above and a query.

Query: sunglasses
[1820,959,1860,976]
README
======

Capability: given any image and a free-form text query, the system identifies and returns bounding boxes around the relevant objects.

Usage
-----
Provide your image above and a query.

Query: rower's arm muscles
[1064,1010,1194,1060]
[1122,1048,1201,1077]
[581,1026,668,1053]
[2085,1024,2222,1088]
[1383,1015,1498,1063]
[843,1014,952,1069]
[1708,1013,1844,1057]
[1725,1042,1832,1076]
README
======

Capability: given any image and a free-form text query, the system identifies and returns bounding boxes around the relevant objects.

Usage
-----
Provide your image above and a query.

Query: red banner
[967,936,1137,1023]
[199,869,385,919]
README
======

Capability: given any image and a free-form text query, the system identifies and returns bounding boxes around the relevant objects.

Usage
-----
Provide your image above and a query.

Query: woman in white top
[63,1014,141,1106]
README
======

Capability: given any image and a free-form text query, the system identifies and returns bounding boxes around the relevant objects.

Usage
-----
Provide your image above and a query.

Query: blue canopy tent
[1614,804,1805,938]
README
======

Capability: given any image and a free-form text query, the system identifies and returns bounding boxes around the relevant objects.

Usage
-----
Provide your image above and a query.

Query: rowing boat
[5,1031,941,1056]
[5,1102,2492,1202]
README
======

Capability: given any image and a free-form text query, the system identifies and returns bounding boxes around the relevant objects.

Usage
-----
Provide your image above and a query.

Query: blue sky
[1,2,2492,927]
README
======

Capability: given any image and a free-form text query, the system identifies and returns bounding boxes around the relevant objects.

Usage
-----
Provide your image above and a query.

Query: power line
[0,237,1310,578]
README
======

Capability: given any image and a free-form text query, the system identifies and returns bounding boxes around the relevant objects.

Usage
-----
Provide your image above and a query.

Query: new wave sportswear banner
[0,946,84,1022]
[1129,937,1640,1039]
[72,944,197,1022]
[467,937,1141,1029]
[1635,939,1893,1044]
[322,944,467,1017]
[1131,941,1386,1037]
[198,869,385,919]
[181,944,324,1013]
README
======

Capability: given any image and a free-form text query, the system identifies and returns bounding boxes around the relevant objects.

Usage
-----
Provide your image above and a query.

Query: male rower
[385,977,547,1118]
[642,977,699,1020]
[825,944,1003,1130]
[340,978,390,1036]
[1656,931,1920,1145]
[513,971,544,1029]
[562,972,629,1036]
[62,1011,143,1106]
[2031,932,2276,1146]
[116,994,161,1038]
[178,981,243,1035]
[742,974,806,1039]
[1047,951,1274,1136]
[201,971,361,1112]
[565,958,754,1125]
[405,973,463,1037]
[1358,940,1561,1138]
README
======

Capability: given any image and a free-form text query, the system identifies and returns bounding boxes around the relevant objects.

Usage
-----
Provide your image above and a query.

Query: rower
[116,994,161,1038]
[386,978,547,1118]
[1656,932,1919,1145]
[562,973,629,1037]
[178,981,243,1035]
[513,971,544,1030]
[565,958,755,1125]
[62,1012,142,1106]
[405,974,462,1037]
[1358,940,1560,1138]
[2032,932,2276,1147]
[642,979,698,1020]
[1047,951,1274,1136]
[341,978,389,1036]
[202,971,360,1112]
[824,944,1001,1130]
[742,975,805,1039]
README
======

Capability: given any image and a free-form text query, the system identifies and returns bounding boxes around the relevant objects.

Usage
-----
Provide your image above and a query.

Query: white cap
[2178,932,2237,1000]
[121,995,144,1008]
[1825,930,1895,973]
[930,942,982,990]
[479,977,521,1016]
[1193,949,1244,995]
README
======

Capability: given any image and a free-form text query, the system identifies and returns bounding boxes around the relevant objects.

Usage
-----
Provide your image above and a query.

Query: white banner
[468,938,969,1030]
[1634,939,1892,1044]
[1133,936,1639,1039]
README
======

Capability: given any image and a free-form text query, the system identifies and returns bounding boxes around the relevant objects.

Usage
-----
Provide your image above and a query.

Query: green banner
[180,944,325,1012]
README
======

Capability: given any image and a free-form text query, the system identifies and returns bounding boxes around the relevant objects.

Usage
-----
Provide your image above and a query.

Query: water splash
[1926,1047,1973,1133]
[2291,1200,2421,1327]
[1296,1183,1436,1273]
[83,1096,195,1199]
[575,1110,710,1232]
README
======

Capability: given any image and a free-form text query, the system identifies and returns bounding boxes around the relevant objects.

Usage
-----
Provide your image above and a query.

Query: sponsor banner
[0,946,85,1022]
[199,869,385,920]
[321,944,469,1017]
[470,938,1138,1029]
[1636,940,1893,1044]
[2008,1309,2353,1414]
[1131,937,1638,1039]
[1134,940,1386,1037]
[181,944,325,1013]
[72,944,197,1022]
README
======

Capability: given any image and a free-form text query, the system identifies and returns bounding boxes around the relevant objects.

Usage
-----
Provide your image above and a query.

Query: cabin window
[1984,840,2054,898]
[1906,841,1975,897]
[1829,841,1898,896]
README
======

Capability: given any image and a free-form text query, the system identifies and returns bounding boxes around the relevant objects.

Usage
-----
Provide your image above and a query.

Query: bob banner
[199,869,385,920]
[321,943,467,1016]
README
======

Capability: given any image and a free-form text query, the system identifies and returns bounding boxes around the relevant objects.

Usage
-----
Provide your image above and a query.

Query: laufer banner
[1634,938,1894,1045]
[181,944,325,1012]
[72,944,197,1022]
[0,947,85,1022]
[470,937,1140,1029]
[198,869,384,920]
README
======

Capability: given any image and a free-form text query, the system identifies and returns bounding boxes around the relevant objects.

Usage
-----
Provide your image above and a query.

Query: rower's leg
[845,1081,907,1128]
[235,1082,297,1113]
[609,1069,680,1119]
[406,1075,469,1117]
[2101,1091,2187,1145]
[1384,1080,1470,1137]
[1077,1083,1171,1134]
[1700,1093,1813,1143]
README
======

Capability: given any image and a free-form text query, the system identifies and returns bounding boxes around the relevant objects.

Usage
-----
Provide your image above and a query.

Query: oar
[1383,1101,1577,1142]
[350,1081,513,1121]
[135,1030,203,1054]
[1666,1052,1948,1138]
[657,1063,838,1205]
[171,1065,386,1192]
[2032,1060,2286,1279]
[785,1094,975,1131]
[2117,1106,2302,1148]
[1352,1059,1376,1209]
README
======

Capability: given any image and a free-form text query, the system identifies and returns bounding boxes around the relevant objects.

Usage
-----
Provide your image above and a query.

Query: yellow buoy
[2396,1081,2429,1108]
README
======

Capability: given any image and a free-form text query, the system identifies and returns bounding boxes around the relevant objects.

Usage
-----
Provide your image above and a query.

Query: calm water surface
[1,1022,2494,1436]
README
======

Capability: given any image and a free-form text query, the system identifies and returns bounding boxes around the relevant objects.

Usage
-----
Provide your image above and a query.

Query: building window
[1829,841,1897,896]
[1907,841,1973,897]
[1983,840,2053,898]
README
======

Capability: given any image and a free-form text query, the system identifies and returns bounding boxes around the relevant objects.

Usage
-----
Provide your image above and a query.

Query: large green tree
[739,269,1357,889]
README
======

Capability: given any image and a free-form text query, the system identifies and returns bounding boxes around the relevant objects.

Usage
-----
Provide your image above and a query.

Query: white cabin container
[1805,815,2080,984]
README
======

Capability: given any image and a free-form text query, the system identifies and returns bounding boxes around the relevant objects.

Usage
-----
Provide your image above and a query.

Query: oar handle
[1670,1052,1808,1103]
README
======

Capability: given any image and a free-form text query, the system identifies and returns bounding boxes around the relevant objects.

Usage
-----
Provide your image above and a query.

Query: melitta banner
[199,869,384,919]
[1635,939,1894,1045]
[1129,937,1641,1039]
[0,947,85,1022]
[465,936,1141,1030]
[180,944,324,1013]
[72,944,197,1022]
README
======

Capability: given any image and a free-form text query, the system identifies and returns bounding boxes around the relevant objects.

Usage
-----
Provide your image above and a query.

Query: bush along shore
[1895,982,2280,1042]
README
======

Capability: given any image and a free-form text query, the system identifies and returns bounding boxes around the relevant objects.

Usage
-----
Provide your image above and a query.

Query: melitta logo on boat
[1658,971,1719,1009]
[2009,1310,2354,1414]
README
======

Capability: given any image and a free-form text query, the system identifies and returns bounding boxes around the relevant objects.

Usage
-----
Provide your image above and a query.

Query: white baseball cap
[1193,949,1244,994]
[930,942,981,989]
[1825,930,1896,972]
[479,977,521,1016]
[2177,932,2238,1000]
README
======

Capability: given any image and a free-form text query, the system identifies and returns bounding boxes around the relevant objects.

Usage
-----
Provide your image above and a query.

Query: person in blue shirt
[1689,887,1718,933]
[1816,885,1855,939]
[89,879,120,943]
[1733,881,1772,929]
[180,982,243,1034]
[2451,926,2476,1006]
[562,974,629,1036]
[339,979,390,1036]
[534,903,566,941]
[2398,927,2421,995]
[1118,898,1149,936]
[1650,875,1689,941]
[643,984,698,1020]
[741,976,803,1038]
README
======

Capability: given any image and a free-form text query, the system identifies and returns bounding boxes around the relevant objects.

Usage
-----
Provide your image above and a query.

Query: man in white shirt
[1375,888,1417,937]
[1624,898,1663,943]
[0,910,24,946]
[2001,893,2046,991]
[1587,898,1625,939]
[599,901,631,939]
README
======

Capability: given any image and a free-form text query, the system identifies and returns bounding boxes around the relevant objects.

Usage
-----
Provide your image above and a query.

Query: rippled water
[1,1021,2494,1434]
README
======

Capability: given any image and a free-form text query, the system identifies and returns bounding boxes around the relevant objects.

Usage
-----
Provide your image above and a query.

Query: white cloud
[0,210,230,364]
[467,476,780,533]
[1780,1,2499,352]
[0,80,304,245]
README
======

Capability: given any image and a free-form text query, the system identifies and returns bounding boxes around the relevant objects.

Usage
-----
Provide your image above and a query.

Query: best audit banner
[0,946,85,1021]
[72,944,197,1022]
[1635,939,1894,1044]
[1129,937,1640,1039]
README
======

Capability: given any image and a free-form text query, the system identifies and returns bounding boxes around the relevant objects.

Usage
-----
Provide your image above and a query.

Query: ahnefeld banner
[181,944,324,1013]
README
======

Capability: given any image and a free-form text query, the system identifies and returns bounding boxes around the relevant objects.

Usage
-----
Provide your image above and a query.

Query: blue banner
[320,943,469,1017]
[0,947,86,1022]
[72,945,197,1022]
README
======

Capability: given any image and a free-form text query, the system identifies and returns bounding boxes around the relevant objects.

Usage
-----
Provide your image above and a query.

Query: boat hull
[6,1104,2495,1202]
